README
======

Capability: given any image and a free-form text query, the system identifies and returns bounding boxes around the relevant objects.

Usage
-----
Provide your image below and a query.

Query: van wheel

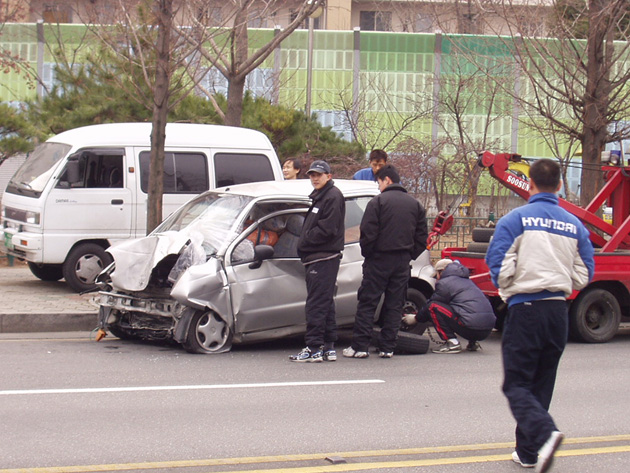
[183,310,233,354]
[569,288,620,343]
[63,243,112,293]
[28,262,63,281]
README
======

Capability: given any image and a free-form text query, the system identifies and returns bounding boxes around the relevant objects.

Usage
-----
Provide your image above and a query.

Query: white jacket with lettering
[485,193,595,307]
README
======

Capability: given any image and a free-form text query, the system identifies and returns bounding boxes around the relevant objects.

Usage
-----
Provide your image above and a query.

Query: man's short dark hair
[375,164,400,183]
[369,149,388,162]
[285,158,302,172]
[530,159,560,192]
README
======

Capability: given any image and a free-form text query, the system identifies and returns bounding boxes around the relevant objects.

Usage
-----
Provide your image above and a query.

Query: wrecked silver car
[96,179,435,354]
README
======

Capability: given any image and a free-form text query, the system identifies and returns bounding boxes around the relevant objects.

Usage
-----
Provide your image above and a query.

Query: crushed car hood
[107,232,194,291]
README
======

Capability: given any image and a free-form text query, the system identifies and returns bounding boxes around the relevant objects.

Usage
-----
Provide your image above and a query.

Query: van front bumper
[1,227,43,261]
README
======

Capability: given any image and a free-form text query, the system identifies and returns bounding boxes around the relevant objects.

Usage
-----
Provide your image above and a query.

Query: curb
[0,313,99,333]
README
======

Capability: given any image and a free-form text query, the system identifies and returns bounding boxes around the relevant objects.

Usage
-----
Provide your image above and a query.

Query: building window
[42,4,72,23]
[459,13,481,34]
[360,11,392,32]
[290,10,321,29]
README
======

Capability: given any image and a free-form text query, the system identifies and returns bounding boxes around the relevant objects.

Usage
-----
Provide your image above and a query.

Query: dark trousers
[351,251,411,353]
[502,300,568,464]
[304,257,340,349]
[418,301,491,342]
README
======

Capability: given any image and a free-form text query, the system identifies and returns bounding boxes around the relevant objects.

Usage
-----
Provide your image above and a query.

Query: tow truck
[436,151,630,343]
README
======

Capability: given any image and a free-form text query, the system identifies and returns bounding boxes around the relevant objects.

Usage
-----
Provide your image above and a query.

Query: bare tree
[191,0,325,127]
[84,0,214,232]
[456,0,630,206]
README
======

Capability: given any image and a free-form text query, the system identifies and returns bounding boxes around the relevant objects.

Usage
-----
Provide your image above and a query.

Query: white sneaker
[536,431,564,473]
[342,346,369,358]
[512,451,536,468]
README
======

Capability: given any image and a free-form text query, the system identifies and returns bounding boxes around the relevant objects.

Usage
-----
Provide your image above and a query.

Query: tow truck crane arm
[479,151,630,251]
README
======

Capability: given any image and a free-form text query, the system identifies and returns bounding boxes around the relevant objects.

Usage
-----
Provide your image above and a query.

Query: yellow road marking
[2,435,629,473]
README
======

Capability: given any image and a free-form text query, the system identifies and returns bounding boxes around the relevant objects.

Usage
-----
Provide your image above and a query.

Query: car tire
[569,288,620,343]
[183,310,233,354]
[63,243,112,293]
[372,327,430,355]
[28,262,63,281]
[400,287,429,336]
[472,227,495,243]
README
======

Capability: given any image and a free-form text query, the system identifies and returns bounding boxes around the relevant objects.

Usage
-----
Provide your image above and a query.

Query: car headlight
[25,211,40,225]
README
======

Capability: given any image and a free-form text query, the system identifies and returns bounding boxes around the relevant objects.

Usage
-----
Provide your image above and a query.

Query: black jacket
[429,262,496,330]
[359,183,428,259]
[297,180,345,261]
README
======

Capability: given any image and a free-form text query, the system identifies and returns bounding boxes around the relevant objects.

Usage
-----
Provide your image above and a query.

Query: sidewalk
[0,264,99,333]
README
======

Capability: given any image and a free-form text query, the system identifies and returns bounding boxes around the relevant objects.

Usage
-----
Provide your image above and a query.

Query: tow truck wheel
[63,243,112,293]
[28,262,63,281]
[183,310,233,354]
[569,288,621,343]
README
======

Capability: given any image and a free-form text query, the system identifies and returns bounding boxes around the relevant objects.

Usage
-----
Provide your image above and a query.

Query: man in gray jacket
[403,258,495,353]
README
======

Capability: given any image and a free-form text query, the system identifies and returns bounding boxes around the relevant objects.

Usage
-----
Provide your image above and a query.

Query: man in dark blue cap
[290,160,346,363]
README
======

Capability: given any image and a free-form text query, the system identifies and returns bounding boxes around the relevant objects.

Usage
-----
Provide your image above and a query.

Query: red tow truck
[438,151,630,343]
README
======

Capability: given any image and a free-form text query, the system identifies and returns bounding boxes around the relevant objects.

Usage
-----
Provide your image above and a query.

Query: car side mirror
[249,244,275,269]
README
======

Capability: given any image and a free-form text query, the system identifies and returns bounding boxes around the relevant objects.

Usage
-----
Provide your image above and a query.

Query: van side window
[139,152,209,194]
[214,153,275,188]
[56,151,124,189]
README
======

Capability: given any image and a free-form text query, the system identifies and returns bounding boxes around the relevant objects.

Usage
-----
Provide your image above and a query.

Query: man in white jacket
[486,159,594,473]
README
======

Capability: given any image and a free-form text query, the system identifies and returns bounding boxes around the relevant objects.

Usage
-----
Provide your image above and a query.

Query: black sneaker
[466,341,482,352]
[289,347,323,363]
[432,340,462,354]
[323,349,337,362]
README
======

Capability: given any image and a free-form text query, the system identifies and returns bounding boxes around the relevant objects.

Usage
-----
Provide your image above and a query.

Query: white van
[1,123,283,292]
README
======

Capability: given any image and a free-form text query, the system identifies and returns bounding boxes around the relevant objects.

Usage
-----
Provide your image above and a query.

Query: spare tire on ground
[372,327,430,355]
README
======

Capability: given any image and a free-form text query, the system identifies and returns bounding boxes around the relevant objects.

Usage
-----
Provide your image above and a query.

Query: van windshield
[8,142,71,196]
[153,192,254,256]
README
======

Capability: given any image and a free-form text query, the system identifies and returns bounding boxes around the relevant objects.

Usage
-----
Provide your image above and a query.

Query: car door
[46,149,132,245]
[334,196,374,326]
[225,210,308,335]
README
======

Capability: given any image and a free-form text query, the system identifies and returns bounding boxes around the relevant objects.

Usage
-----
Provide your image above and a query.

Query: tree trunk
[146,0,172,233]
[580,0,612,206]
[223,4,249,127]
[225,77,246,127]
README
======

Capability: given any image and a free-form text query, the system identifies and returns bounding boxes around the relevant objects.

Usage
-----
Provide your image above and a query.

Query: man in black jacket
[344,164,428,359]
[403,258,496,353]
[290,160,346,363]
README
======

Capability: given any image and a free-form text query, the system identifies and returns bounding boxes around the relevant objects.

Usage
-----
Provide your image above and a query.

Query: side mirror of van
[65,158,81,185]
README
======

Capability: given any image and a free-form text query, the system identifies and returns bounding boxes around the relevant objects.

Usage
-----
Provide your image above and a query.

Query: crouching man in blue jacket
[403,258,496,354]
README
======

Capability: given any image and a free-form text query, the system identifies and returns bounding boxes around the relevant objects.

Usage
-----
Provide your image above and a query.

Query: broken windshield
[153,192,254,256]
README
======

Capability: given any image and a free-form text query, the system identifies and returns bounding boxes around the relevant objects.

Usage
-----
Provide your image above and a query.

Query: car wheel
[400,288,429,336]
[183,310,233,354]
[569,288,620,343]
[372,327,430,354]
[63,243,112,293]
[28,262,63,281]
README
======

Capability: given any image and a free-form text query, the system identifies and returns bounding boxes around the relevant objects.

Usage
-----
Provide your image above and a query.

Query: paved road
[1,330,629,471]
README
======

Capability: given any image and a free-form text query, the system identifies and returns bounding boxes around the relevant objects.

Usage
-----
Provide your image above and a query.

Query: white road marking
[0,379,385,396]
